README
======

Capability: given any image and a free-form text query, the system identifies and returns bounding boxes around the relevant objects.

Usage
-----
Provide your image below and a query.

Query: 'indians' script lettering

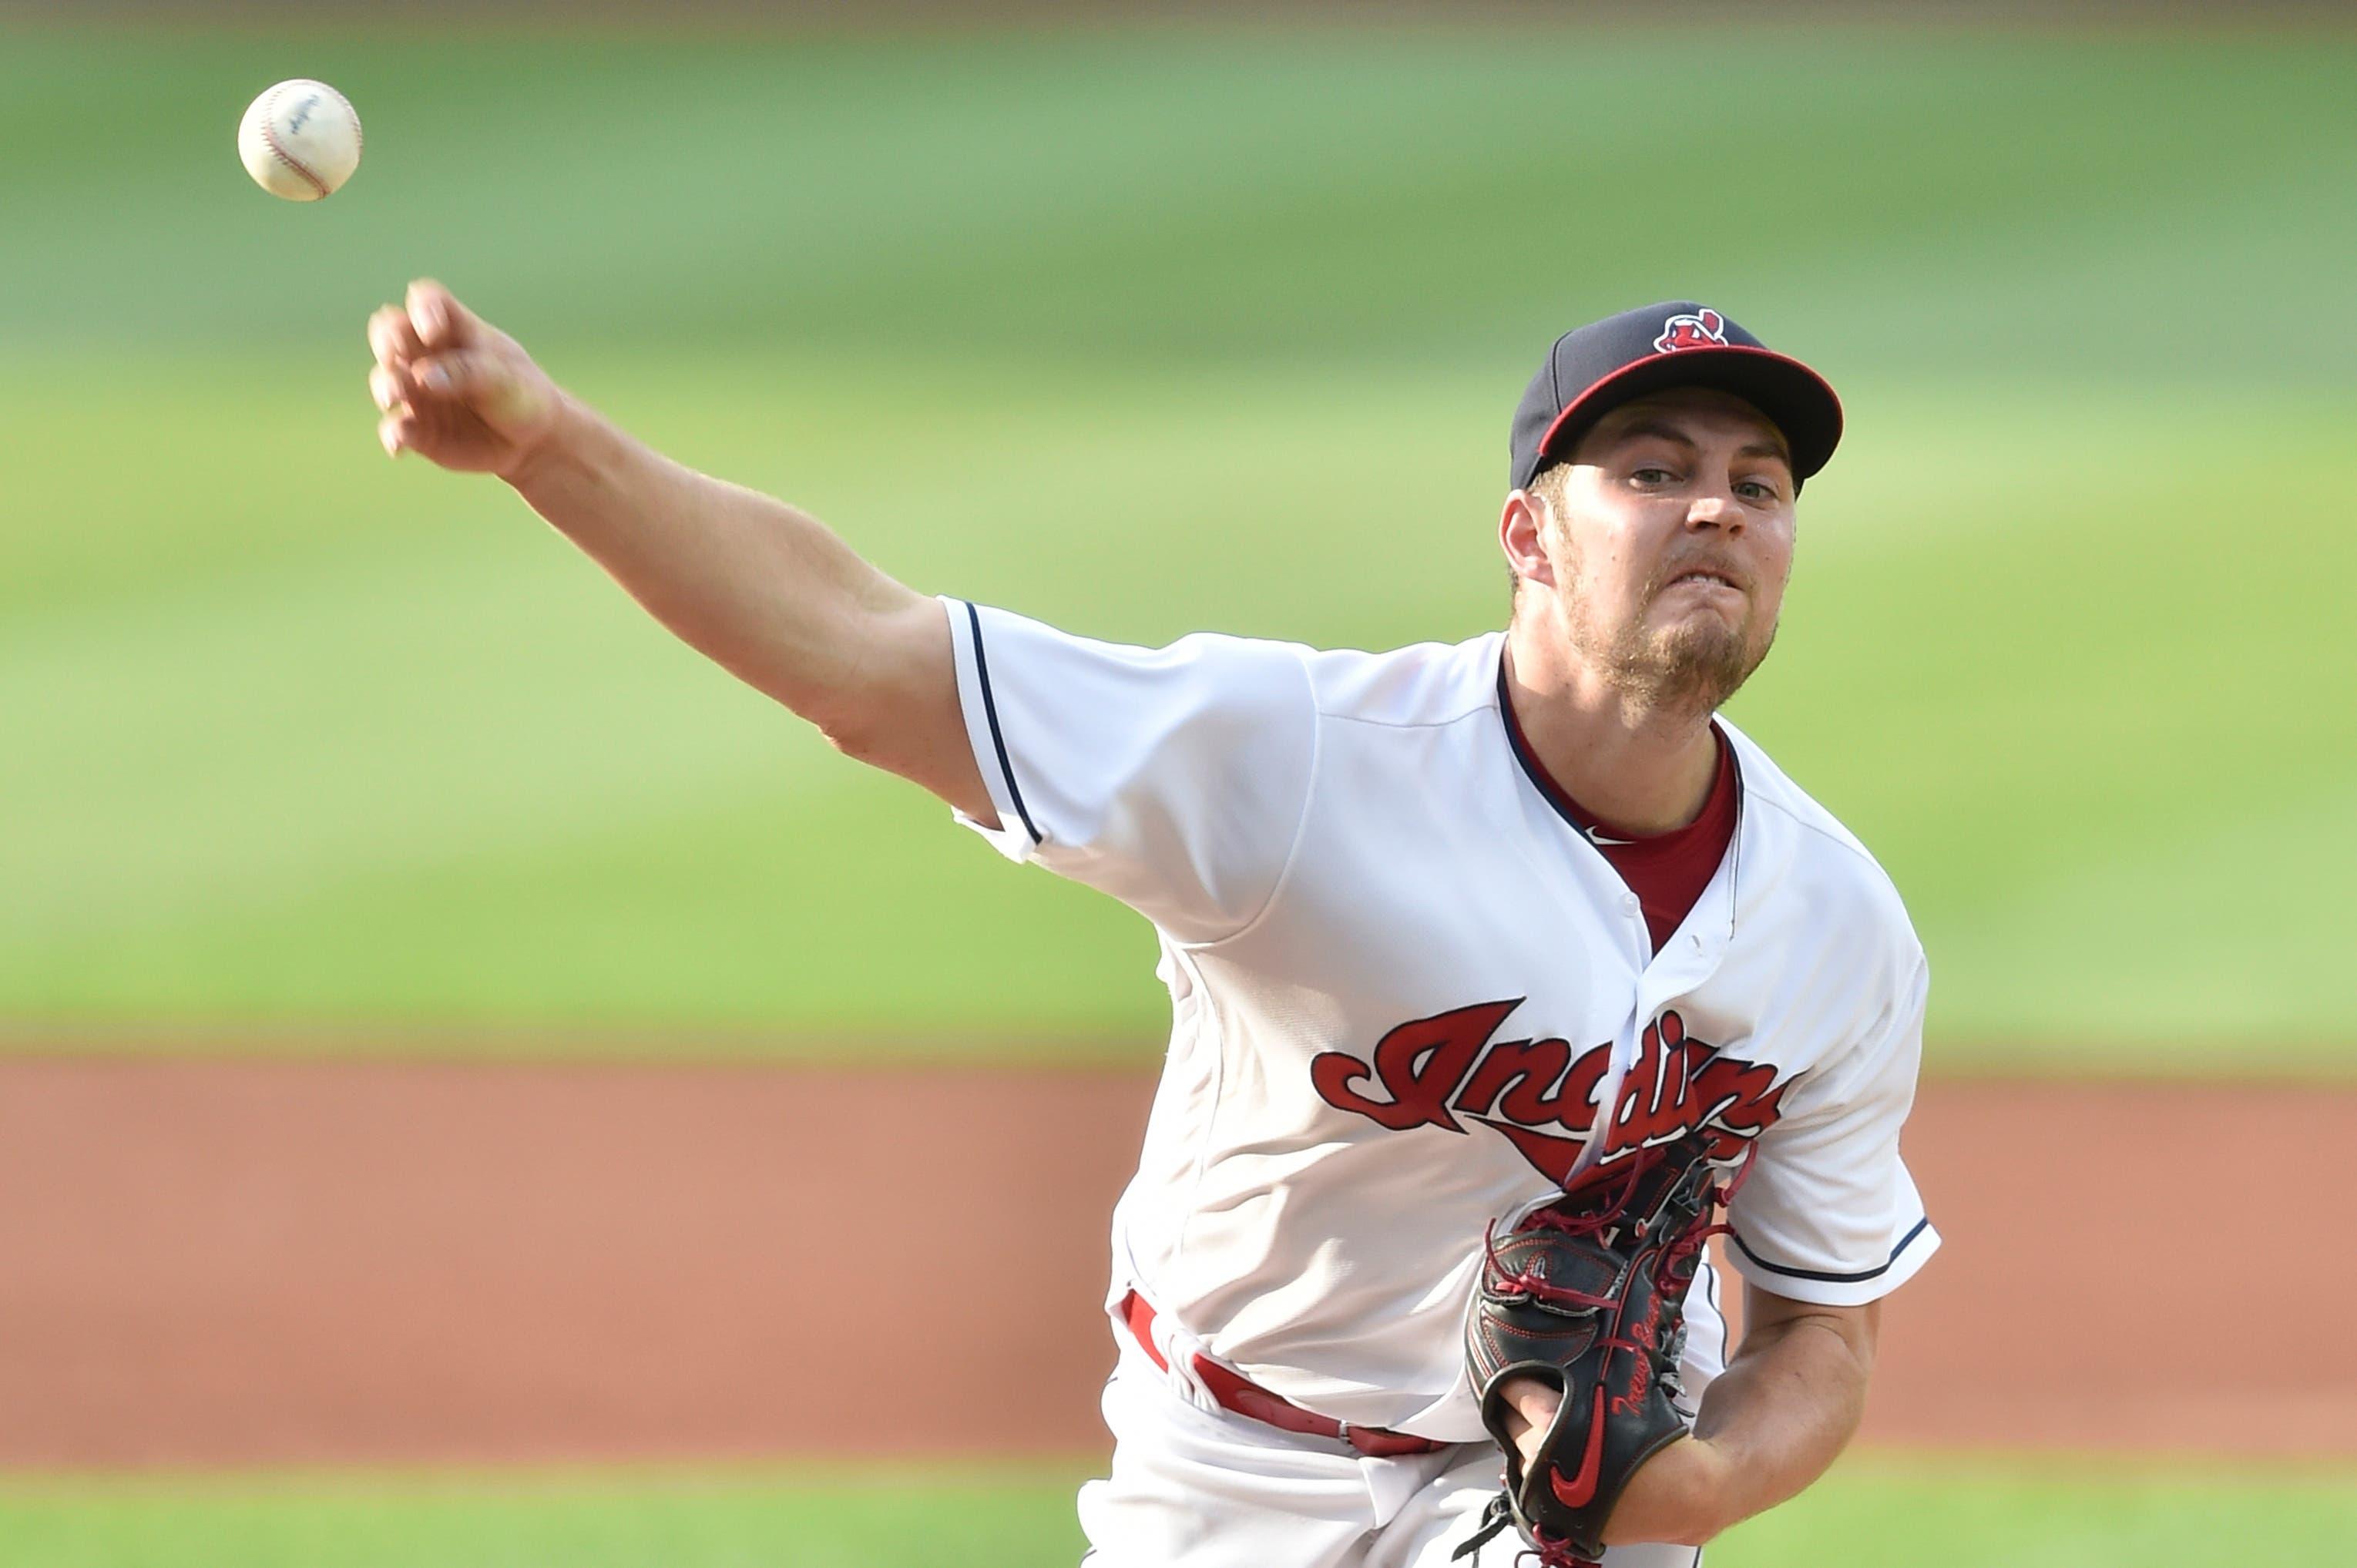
[1310,999,1785,1186]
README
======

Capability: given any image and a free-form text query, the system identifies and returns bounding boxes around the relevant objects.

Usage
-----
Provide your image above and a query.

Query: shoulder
[961,604,1499,730]
[1722,717,1925,977]
[955,599,1315,713]
[960,599,1306,671]
[1300,630,1504,730]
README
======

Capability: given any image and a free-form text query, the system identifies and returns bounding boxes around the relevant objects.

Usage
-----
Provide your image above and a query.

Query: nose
[1685,489,1744,533]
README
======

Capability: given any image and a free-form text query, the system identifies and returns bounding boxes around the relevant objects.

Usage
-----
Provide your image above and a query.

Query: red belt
[1117,1289,1448,1459]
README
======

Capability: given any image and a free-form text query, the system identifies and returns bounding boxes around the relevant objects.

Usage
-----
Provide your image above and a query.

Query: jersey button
[1620,893,1640,918]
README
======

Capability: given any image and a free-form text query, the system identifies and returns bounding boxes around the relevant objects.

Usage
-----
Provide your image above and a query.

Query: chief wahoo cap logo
[1654,307,1728,353]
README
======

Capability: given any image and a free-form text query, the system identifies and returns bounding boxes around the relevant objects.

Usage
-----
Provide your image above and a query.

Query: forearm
[1506,1293,1876,1550]
[368,278,986,811]
[505,391,928,741]
[1682,1310,1874,1535]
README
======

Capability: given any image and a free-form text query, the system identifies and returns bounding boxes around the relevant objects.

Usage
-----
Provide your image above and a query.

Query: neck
[1503,619,1722,837]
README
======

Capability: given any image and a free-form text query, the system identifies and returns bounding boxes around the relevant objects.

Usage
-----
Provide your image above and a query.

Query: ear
[1499,489,1557,589]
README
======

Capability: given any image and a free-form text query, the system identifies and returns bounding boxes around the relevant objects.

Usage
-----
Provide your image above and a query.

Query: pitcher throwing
[367,287,1939,1566]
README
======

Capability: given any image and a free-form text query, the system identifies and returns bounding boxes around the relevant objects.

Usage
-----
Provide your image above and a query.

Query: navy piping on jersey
[1492,650,1741,857]
[1704,1252,1729,1375]
[1494,654,1586,834]
[963,600,1041,844]
[1731,1215,1932,1285]
[1491,644,1747,952]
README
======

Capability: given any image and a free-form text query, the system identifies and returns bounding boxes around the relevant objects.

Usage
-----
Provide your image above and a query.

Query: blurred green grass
[3,24,2352,1066]
[2,1456,2351,1567]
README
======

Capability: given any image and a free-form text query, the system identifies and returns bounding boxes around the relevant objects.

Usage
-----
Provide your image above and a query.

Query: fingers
[428,348,552,428]
[368,281,542,462]
[367,348,459,458]
[406,278,475,352]
[369,354,417,456]
[365,347,475,410]
[378,408,415,458]
[368,362,406,414]
[369,277,474,365]
[1499,1373,1563,1437]
[368,303,422,368]
[371,352,475,459]
[402,349,491,402]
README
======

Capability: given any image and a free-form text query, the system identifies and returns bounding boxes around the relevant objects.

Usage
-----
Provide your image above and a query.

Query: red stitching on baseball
[258,82,332,199]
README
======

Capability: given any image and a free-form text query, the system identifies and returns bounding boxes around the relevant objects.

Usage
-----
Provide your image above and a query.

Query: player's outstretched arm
[364,280,993,824]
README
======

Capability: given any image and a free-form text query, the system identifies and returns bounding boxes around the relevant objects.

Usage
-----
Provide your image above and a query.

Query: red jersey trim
[1495,655,1742,953]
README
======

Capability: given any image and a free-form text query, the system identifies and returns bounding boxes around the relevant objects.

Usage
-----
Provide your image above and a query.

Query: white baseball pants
[1077,1331,1704,1568]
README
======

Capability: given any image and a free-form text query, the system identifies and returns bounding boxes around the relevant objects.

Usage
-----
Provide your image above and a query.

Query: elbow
[797,640,901,766]
[812,681,933,783]
[811,593,944,771]
[816,702,890,767]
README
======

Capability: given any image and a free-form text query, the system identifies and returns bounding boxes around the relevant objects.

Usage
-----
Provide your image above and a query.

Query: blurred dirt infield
[1,1059,2349,1468]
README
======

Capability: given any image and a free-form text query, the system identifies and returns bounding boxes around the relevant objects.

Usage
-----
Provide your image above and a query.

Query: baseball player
[366,288,1938,1566]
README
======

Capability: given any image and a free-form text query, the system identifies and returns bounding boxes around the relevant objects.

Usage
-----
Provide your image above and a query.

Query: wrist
[1647,1435,1737,1546]
[499,387,589,493]
[1606,1435,1738,1549]
[1677,1437,1741,1543]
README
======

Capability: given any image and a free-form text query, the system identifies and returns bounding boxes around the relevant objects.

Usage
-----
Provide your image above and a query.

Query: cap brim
[1529,346,1844,487]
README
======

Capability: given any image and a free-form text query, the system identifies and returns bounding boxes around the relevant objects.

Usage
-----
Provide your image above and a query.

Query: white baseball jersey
[943,598,1939,1445]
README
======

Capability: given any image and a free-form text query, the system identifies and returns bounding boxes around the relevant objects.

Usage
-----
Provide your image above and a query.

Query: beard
[1570,568,1778,717]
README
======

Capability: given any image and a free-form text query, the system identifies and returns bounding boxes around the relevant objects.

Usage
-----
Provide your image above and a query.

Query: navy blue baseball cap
[1509,302,1843,492]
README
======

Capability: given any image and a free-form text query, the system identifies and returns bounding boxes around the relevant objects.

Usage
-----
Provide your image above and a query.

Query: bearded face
[1523,388,1797,719]
[1557,518,1779,713]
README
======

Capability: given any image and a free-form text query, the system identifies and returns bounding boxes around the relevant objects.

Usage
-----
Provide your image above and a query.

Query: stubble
[1570,557,1778,719]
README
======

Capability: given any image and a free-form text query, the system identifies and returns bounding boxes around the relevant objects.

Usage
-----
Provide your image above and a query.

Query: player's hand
[1497,1373,1560,1476]
[366,280,564,481]
[1497,1375,1728,1547]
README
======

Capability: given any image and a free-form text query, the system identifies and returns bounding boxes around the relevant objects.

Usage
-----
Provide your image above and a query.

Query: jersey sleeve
[941,597,1318,945]
[1724,951,1941,1308]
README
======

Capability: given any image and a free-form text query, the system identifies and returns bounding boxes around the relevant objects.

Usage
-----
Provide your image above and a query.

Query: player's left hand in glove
[1455,1140,1745,1568]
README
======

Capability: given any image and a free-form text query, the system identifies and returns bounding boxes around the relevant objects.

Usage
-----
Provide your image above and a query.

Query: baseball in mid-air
[237,79,363,201]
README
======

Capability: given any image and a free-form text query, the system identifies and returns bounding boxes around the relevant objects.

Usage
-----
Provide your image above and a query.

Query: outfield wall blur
[6,0,2351,20]
[2,17,2350,1067]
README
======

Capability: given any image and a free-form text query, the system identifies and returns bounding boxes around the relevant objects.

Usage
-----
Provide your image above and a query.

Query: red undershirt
[1501,692,1741,955]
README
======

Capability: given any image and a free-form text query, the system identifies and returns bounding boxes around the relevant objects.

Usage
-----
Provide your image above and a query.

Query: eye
[1736,479,1781,502]
[1632,466,1677,486]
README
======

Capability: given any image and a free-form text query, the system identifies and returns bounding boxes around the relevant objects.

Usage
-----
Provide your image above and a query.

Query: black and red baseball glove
[1455,1137,1749,1568]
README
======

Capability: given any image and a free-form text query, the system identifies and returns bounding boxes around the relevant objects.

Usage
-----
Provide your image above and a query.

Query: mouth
[1663,566,1747,596]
